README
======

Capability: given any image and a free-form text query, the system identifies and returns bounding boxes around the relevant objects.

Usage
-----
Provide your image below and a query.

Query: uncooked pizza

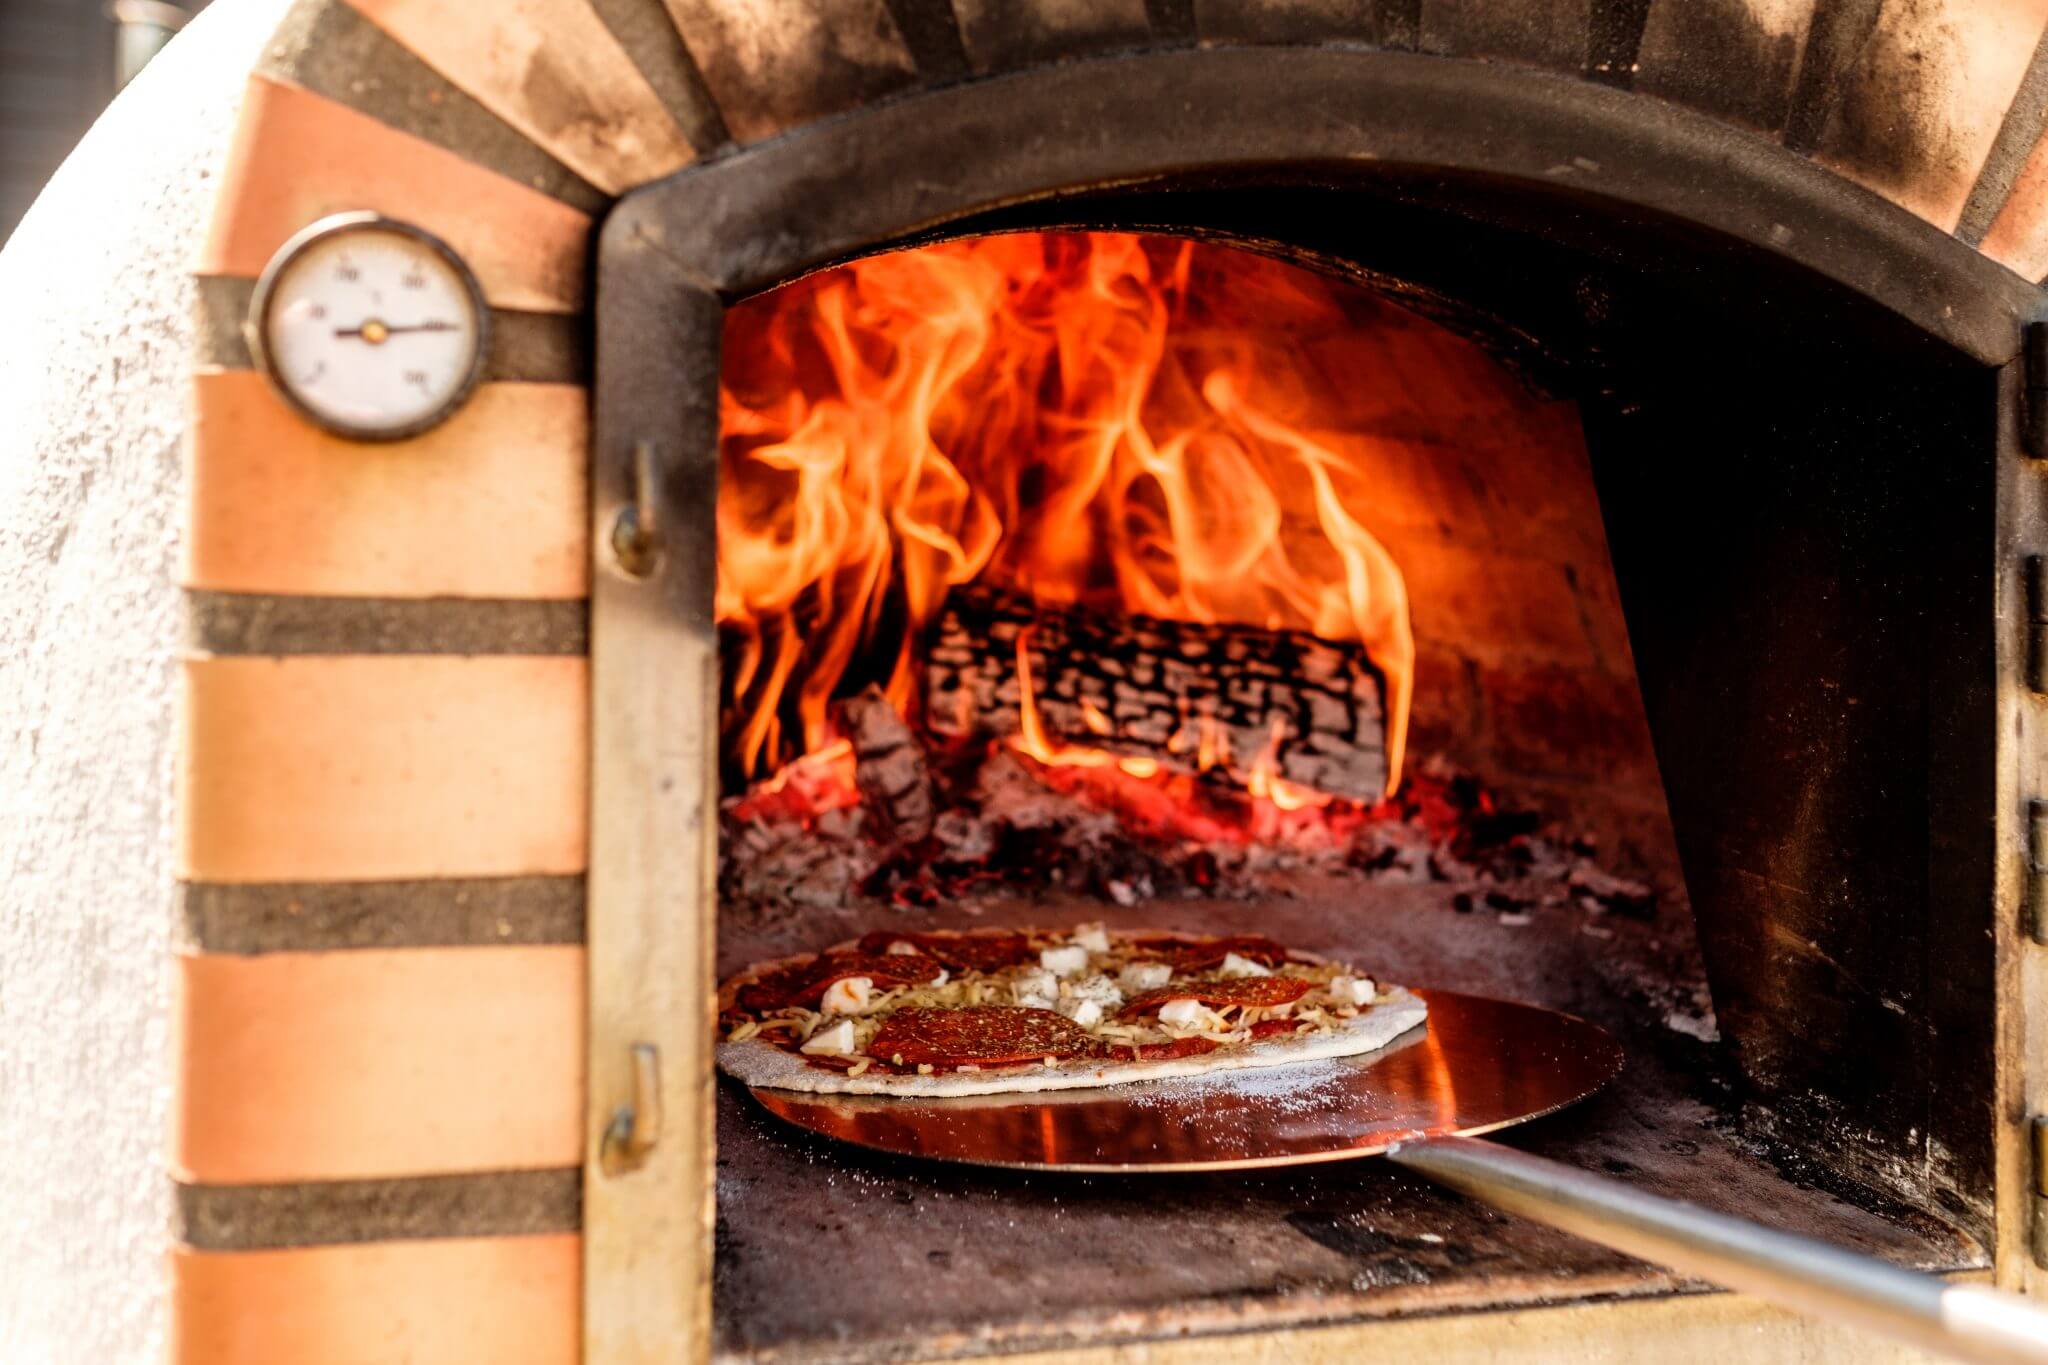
[717,925,1428,1097]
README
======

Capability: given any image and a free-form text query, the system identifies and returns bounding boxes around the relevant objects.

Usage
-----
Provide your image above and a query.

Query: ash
[719,695,1657,931]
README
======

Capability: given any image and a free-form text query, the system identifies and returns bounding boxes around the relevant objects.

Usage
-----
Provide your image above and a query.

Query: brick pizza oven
[10,0,2048,1361]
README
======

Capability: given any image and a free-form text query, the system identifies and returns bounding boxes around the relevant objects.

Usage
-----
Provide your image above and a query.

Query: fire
[718,232,1414,799]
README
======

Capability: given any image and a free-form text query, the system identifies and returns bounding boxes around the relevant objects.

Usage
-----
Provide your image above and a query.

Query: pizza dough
[717,927,1428,1098]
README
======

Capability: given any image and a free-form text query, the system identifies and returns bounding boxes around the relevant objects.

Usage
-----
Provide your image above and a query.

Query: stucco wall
[0,1,283,1358]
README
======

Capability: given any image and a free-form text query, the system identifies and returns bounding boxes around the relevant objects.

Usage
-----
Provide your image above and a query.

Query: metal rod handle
[1387,1135,2048,1365]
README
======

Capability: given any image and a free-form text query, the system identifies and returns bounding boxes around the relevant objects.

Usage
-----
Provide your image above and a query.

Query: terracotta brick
[1812,0,2048,231]
[184,371,589,599]
[172,1235,578,1365]
[1634,0,1816,133]
[341,0,694,192]
[1406,639,1482,760]
[1282,432,1492,542]
[174,947,583,1181]
[1983,124,2048,279]
[1567,555,1646,682]
[662,0,918,142]
[199,76,589,313]
[953,0,1151,71]
[180,656,588,883]
[1459,403,1610,562]
[1379,540,1598,670]
[1478,662,1661,787]
[1301,327,1522,432]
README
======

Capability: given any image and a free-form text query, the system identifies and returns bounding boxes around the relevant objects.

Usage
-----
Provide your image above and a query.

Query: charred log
[923,584,1388,802]
[837,686,935,843]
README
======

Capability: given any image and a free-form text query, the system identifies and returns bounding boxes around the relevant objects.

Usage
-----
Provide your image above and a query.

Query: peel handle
[1387,1134,2048,1365]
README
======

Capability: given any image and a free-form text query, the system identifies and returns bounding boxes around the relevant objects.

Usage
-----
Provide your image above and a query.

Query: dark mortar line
[175,1168,581,1251]
[1585,0,1653,90]
[1781,0,1885,153]
[194,274,590,385]
[589,0,735,154]
[186,592,590,657]
[178,876,586,954]
[1955,24,2048,246]
[887,0,976,79]
[258,0,608,216]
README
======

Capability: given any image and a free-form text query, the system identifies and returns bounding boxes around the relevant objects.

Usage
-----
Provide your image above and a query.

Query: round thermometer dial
[250,213,489,440]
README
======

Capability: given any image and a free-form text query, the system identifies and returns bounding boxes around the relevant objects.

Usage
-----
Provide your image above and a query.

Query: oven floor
[711,878,1985,1363]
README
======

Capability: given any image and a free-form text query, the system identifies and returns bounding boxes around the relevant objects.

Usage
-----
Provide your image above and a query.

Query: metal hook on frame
[610,439,663,579]
[599,1042,663,1177]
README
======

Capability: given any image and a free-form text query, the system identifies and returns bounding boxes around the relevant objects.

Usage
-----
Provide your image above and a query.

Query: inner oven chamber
[589,50,2034,1362]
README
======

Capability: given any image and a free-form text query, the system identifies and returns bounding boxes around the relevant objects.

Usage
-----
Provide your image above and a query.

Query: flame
[719,232,1414,798]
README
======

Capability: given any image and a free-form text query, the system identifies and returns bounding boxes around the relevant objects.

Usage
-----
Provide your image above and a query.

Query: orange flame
[719,232,1413,797]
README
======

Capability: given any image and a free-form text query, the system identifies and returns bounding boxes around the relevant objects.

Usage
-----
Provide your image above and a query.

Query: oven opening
[703,224,1996,1360]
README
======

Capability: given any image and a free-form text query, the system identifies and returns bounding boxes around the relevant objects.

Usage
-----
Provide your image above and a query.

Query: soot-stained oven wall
[1586,344,2002,1231]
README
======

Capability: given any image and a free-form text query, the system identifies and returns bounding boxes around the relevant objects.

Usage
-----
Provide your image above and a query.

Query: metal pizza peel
[742,989,2048,1365]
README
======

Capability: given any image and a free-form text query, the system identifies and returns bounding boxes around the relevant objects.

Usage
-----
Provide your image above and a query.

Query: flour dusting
[1126,1056,1358,1114]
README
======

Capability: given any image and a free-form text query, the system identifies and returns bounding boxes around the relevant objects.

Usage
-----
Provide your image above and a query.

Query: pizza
[717,925,1428,1097]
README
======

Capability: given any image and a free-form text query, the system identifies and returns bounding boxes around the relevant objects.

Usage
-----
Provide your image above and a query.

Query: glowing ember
[718,231,1414,803]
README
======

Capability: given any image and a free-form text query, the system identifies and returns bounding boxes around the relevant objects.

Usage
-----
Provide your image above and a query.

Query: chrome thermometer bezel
[246,211,491,442]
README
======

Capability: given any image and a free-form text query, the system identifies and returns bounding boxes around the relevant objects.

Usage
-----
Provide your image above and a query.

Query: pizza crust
[720,984,1428,1098]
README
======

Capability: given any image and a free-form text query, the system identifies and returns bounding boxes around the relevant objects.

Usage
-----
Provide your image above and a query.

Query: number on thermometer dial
[248,213,488,441]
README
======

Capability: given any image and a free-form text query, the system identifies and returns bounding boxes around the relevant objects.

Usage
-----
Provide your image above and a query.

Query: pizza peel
[742,988,2048,1364]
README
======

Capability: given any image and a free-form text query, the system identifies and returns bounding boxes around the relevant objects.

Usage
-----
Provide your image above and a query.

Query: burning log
[837,686,935,843]
[924,585,1388,802]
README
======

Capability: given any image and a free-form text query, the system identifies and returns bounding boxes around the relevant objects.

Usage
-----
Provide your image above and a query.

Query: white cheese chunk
[1327,975,1376,1007]
[1072,922,1111,953]
[1011,967,1060,1010]
[1061,998,1104,1028]
[1119,961,1172,992]
[800,1018,857,1055]
[820,976,875,1016]
[1040,944,1090,977]
[1055,975,1121,1031]
[1157,997,1222,1030]
[1218,952,1272,978]
[884,940,922,956]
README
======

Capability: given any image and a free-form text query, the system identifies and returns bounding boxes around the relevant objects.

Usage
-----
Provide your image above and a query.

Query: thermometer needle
[333,320,458,339]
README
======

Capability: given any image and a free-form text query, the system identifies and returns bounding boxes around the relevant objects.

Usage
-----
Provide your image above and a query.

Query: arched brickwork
[171,1,2048,1359]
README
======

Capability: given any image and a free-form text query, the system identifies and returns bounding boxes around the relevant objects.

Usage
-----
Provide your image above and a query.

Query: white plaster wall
[0,1,284,1358]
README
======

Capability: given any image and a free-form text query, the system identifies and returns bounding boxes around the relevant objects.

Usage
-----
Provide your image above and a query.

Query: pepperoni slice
[1110,1036,1221,1062]
[855,930,1036,972]
[870,1006,1094,1068]
[735,963,816,1014]
[1249,1018,1300,1039]
[1146,934,1294,971]
[1118,975,1313,1018]
[738,951,944,1012]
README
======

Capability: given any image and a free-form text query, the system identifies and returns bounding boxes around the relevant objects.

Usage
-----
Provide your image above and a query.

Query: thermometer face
[251,214,488,440]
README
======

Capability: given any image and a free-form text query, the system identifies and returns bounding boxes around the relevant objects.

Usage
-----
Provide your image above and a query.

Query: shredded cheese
[732,931,1388,1067]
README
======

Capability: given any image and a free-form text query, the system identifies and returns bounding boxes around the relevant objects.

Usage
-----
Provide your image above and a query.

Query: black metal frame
[590,42,2044,1301]
[602,44,2038,357]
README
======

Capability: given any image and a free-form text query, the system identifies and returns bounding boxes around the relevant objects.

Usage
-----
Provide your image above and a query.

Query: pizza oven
[10,1,2048,1362]
[632,86,2022,1354]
